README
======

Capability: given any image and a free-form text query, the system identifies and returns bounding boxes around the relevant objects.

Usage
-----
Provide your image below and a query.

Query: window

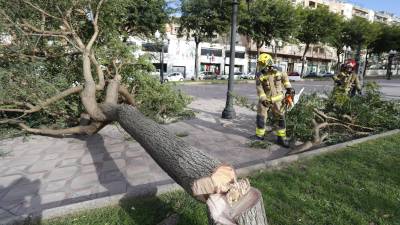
[225,51,245,59]
[142,43,168,53]
[173,26,180,35]
[201,48,222,57]
[309,1,316,8]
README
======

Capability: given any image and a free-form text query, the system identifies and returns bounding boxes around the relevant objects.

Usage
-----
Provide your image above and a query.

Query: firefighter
[333,59,361,97]
[254,53,295,147]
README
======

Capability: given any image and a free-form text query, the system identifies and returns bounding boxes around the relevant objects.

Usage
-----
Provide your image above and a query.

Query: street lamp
[343,45,351,62]
[271,39,276,58]
[387,49,397,80]
[155,30,168,84]
[222,0,239,119]
[277,40,282,63]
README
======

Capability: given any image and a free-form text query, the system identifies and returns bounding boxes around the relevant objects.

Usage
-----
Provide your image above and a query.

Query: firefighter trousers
[255,101,286,138]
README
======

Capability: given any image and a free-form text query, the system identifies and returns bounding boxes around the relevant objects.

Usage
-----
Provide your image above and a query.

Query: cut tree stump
[207,188,268,225]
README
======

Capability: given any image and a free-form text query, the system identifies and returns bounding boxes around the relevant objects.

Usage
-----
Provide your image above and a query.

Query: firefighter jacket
[333,71,361,93]
[256,69,292,103]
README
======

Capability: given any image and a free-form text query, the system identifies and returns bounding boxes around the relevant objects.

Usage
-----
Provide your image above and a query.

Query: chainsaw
[284,87,304,112]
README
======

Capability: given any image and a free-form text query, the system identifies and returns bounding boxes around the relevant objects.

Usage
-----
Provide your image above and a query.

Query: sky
[346,0,400,16]
[169,0,400,17]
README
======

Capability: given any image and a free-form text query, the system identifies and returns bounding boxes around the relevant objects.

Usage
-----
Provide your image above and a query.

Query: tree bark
[195,39,200,79]
[361,49,369,88]
[102,103,220,193]
[208,188,268,225]
[255,41,263,73]
[336,50,341,73]
[300,43,309,77]
[80,52,107,121]
[362,50,369,79]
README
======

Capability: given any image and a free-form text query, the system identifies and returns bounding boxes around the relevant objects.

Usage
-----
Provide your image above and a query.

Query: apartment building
[300,0,398,24]
[129,22,336,79]
[129,24,249,79]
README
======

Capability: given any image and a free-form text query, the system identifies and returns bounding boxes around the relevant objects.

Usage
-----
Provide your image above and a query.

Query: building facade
[299,0,399,24]
[129,0,398,79]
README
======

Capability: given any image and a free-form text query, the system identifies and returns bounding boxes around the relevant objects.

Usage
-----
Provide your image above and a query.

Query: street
[177,79,400,102]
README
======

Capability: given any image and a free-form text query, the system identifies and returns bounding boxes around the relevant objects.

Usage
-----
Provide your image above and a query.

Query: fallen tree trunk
[102,104,269,225]
[102,103,220,193]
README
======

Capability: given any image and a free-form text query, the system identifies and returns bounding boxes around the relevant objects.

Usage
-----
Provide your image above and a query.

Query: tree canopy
[178,0,229,44]
[0,0,192,136]
[341,16,381,51]
[238,0,298,48]
[296,6,340,47]
[296,6,340,76]
[371,24,400,54]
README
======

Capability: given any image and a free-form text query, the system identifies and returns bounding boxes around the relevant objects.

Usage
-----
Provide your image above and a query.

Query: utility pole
[222,0,238,119]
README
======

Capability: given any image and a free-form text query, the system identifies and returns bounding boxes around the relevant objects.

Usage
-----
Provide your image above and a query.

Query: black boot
[251,135,265,141]
[254,135,264,141]
[277,136,290,148]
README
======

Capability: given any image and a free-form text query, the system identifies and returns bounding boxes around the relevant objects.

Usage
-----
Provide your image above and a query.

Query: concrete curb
[5,129,399,224]
[236,129,400,176]
[3,183,183,225]
[181,80,256,85]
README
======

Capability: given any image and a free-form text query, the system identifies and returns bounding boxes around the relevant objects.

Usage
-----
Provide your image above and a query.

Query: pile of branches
[287,82,400,153]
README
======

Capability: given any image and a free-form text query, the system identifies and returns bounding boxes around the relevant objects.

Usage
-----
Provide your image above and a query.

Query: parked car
[246,71,256,80]
[220,73,241,80]
[239,71,255,79]
[321,71,334,77]
[220,74,229,80]
[233,72,245,79]
[164,72,184,82]
[200,71,218,80]
[233,72,242,80]
[305,71,318,78]
[288,71,302,81]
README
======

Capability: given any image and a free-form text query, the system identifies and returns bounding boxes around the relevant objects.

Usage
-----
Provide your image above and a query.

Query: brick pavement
[0,98,288,223]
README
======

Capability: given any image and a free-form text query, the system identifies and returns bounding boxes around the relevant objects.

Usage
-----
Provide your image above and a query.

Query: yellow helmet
[258,53,274,67]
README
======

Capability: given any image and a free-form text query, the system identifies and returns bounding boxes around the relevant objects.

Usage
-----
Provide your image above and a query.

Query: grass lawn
[34,134,400,225]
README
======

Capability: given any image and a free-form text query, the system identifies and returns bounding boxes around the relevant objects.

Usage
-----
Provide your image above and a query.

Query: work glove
[334,80,343,86]
[285,88,295,97]
[261,100,270,107]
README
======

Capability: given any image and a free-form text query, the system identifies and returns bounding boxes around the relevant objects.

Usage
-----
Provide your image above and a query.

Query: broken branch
[18,121,105,136]
[23,0,62,21]
[0,86,83,114]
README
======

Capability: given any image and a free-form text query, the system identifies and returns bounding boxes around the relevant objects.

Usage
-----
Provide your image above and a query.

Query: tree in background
[371,25,400,54]
[178,0,230,78]
[326,16,347,72]
[296,6,339,77]
[370,24,400,78]
[238,0,297,64]
[341,16,380,74]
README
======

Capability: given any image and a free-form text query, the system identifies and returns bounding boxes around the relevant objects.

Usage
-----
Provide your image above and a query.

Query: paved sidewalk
[0,98,288,223]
